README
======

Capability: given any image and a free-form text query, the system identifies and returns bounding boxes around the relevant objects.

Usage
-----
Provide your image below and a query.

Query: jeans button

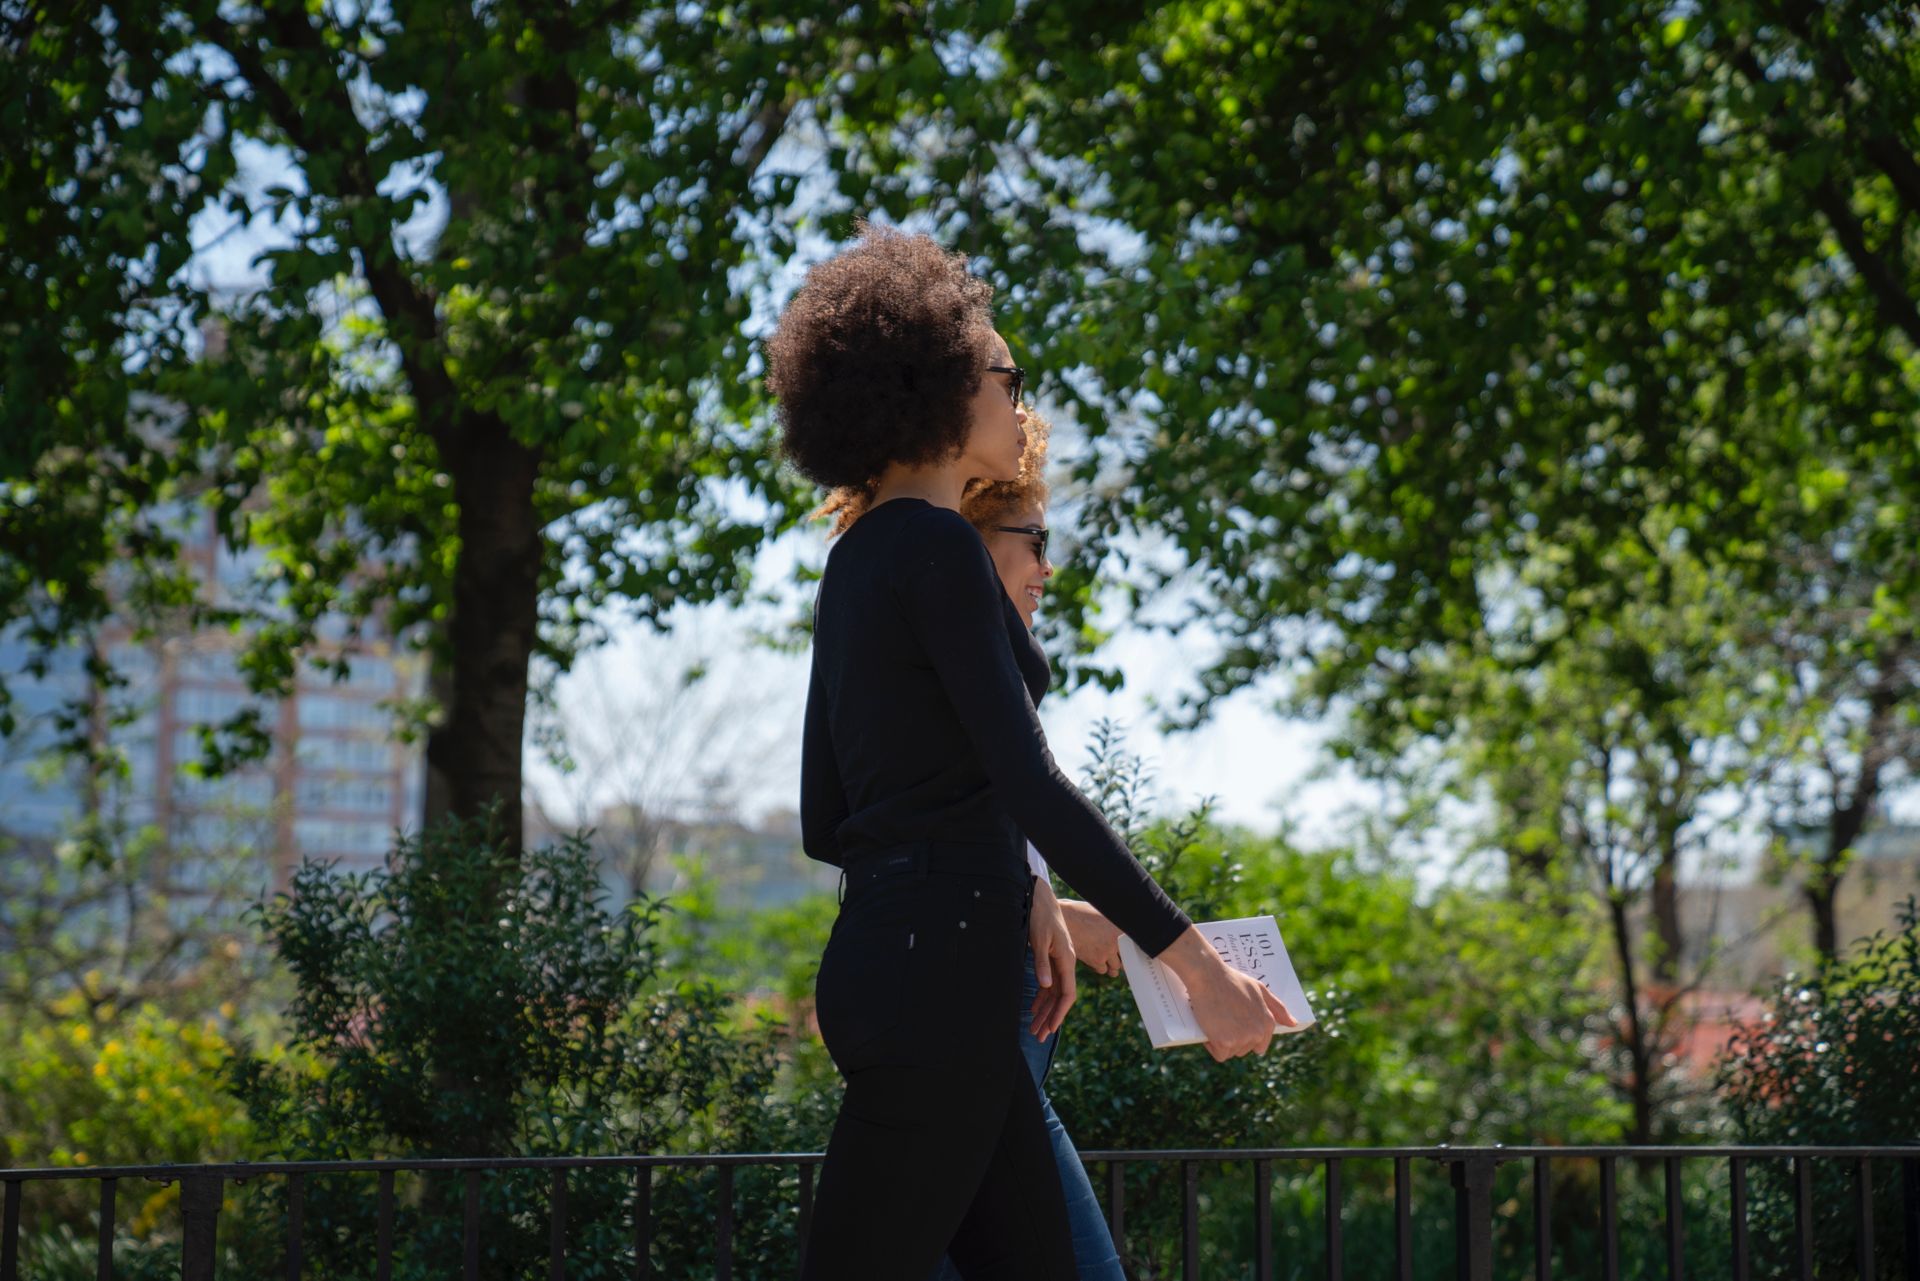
[959,920,968,929]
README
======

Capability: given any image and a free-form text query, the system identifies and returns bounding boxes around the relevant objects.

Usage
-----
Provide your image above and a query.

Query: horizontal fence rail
[2,1146,1916,1281]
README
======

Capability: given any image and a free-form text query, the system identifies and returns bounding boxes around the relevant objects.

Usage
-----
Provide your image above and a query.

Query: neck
[870,459,972,512]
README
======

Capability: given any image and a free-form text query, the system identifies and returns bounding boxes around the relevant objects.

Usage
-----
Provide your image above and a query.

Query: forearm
[1156,925,1231,991]
[996,756,1189,954]
[1056,897,1110,961]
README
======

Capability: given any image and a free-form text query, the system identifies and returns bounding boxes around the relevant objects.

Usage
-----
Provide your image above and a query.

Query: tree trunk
[1812,791,1872,964]
[1648,857,1683,986]
[1809,673,1901,963]
[1803,875,1840,963]
[423,413,543,861]
[1605,891,1656,1144]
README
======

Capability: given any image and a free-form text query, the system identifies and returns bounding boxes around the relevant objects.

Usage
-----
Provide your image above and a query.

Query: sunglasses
[994,524,1048,563]
[985,363,1027,405]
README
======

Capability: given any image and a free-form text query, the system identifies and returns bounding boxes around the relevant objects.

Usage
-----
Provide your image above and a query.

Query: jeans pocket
[815,916,922,1068]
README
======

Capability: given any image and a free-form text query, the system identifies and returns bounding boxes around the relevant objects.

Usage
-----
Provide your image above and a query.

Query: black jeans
[801,843,1079,1280]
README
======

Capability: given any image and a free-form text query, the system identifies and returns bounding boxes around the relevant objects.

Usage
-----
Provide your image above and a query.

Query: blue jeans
[930,946,1126,1281]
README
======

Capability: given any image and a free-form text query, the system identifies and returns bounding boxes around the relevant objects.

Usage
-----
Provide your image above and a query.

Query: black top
[800,497,1192,957]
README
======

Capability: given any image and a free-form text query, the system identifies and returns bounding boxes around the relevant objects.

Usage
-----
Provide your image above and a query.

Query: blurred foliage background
[5,0,1920,1275]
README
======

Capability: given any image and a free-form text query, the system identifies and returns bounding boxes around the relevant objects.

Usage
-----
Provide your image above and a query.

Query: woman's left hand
[1027,874,1078,1042]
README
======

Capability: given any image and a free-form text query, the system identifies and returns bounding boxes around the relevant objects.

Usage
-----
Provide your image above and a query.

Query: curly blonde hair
[813,406,1053,538]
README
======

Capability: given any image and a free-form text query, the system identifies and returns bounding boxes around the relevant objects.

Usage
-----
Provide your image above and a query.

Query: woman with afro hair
[820,407,1128,1280]
[769,224,1290,1278]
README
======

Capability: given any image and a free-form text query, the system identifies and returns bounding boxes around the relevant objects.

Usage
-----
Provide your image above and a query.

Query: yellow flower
[91,1061,108,1079]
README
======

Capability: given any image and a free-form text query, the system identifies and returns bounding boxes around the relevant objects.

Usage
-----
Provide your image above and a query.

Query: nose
[1042,555,1054,578]
[1015,401,1030,426]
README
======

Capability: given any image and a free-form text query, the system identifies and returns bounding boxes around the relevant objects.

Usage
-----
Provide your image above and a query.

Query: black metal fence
[2,1145,1915,1281]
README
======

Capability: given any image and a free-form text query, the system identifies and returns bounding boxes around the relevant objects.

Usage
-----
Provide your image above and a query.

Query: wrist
[1158,926,1226,987]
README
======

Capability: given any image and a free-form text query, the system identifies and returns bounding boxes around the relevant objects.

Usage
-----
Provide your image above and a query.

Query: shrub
[1717,897,1920,1279]
[223,809,821,1279]
[0,991,258,1259]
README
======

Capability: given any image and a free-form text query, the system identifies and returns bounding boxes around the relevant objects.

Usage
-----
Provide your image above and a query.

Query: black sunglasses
[994,525,1048,561]
[985,363,1026,405]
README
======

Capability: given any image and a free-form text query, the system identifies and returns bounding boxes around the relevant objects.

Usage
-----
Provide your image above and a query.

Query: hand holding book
[1122,916,1316,1058]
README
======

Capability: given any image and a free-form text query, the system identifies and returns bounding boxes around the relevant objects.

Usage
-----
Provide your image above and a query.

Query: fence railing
[3,1145,1916,1281]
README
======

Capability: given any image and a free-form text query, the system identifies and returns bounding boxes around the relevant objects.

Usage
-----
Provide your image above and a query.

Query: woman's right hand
[1159,927,1297,1063]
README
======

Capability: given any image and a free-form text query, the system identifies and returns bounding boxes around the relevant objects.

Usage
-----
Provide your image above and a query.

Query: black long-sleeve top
[800,497,1192,958]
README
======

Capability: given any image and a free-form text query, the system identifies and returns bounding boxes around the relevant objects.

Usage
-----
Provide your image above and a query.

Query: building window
[294,775,393,814]
[296,693,387,734]
[295,736,393,773]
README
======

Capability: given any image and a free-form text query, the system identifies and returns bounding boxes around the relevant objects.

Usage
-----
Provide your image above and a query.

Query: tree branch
[200,10,460,440]
[1808,174,1920,350]
[1728,44,1920,351]
[1765,0,1920,224]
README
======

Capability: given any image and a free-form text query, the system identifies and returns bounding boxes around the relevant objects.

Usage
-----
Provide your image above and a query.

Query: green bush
[1035,727,1621,1277]
[221,809,825,1280]
[1716,897,1920,1279]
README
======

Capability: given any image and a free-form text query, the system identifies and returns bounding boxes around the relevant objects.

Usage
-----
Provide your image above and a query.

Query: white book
[1117,915,1317,1050]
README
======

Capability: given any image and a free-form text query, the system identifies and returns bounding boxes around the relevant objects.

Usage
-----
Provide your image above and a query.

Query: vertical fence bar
[180,1175,223,1281]
[1395,1156,1413,1281]
[796,1163,814,1273]
[633,1167,652,1281]
[1182,1161,1199,1281]
[285,1171,305,1281]
[1600,1157,1619,1281]
[462,1170,480,1281]
[1665,1156,1684,1281]
[1254,1160,1272,1281]
[1904,1158,1920,1281]
[1532,1157,1551,1281]
[96,1178,116,1281]
[1451,1157,1495,1281]
[1794,1156,1813,1281]
[1326,1158,1344,1281]
[1106,1162,1125,1256]
[1730,1157,1749,1281]
[2,1179,20,1281]
[548,1168,567,1281]
[1858,1159,1875,1281]
[717,1165,734,1281]
[375,1170,395,1281]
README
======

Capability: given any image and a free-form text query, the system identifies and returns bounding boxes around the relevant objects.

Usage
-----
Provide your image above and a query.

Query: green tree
[1342,529,1778,1141]
[1753,479,1920,963]
[1,1,937,855]
[958,1,1917,711]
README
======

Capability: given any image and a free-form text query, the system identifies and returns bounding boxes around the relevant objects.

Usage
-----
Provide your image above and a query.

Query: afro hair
[767,223,998,492]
